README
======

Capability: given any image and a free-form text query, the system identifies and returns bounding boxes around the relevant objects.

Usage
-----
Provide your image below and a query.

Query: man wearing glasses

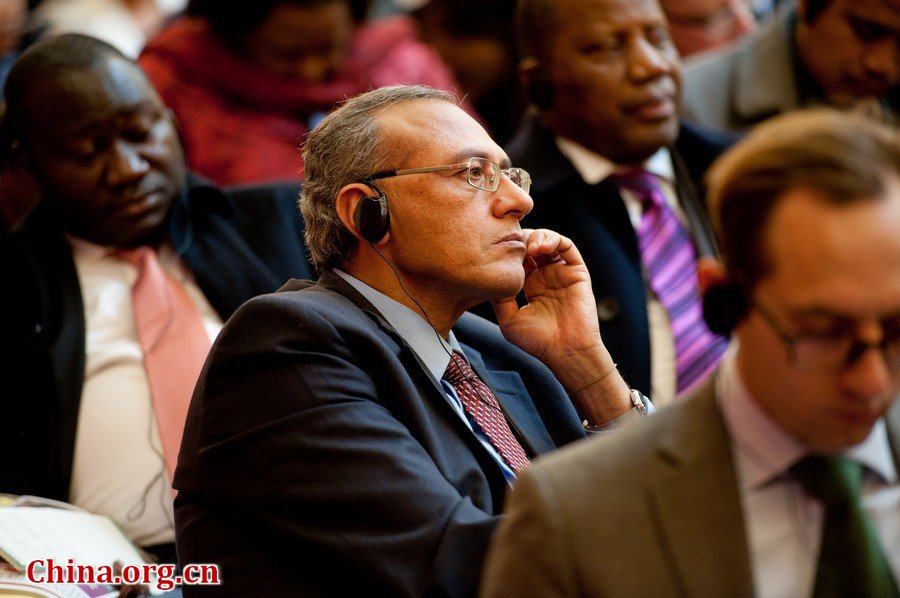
[481,108,900,596]
[173,85,648,596]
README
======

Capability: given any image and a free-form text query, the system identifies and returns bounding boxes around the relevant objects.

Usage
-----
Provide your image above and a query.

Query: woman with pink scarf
[139,0,464,185]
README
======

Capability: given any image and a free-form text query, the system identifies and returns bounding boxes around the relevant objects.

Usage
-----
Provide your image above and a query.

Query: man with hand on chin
[174,84,649,597]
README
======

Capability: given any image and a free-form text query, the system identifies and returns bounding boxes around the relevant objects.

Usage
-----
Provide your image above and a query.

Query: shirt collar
[718,344,898,490]
[334,269,462,381]
[554,136,675,185]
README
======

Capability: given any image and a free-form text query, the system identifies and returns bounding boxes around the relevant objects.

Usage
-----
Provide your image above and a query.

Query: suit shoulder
[226,282,368,335]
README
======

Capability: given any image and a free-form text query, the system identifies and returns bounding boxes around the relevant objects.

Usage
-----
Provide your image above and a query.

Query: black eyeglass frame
[753,300,900,373]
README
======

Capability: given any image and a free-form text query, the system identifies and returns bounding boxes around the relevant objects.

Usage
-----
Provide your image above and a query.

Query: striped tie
[117,247,212,480]
[615,170,727,394]
[443,351,530,472]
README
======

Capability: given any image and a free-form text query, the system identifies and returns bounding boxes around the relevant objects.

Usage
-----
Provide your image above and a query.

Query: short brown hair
[707,108,900,292]
[300,84,457,273]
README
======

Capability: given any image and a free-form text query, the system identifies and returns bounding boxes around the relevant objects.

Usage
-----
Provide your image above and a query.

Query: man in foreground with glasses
[482,108,900,596]
[173,84,648,596]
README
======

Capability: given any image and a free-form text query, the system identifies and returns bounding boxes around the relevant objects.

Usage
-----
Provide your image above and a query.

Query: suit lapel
[304,272,514,477]
[645,378,755,596]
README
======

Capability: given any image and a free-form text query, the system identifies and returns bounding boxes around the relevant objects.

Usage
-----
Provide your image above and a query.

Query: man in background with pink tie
[0,33,313,564]
[509,0,737,405]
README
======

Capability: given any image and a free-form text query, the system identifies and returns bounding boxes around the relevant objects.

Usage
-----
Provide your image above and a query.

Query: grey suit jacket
[481,377,900,597]
[681,4,803,131]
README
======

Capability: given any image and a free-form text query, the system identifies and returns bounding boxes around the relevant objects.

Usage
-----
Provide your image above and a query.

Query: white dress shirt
[68,237,223,546]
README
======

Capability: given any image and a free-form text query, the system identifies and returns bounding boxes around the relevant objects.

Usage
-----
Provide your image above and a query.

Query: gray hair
[300,84,457,273]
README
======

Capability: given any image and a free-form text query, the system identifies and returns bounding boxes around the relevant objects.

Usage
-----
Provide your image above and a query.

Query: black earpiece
[353,182,390,243]
[702,282,748,337]
[524,64,554,110]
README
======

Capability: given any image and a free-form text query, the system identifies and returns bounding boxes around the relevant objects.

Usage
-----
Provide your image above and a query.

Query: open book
[0,496,146,597]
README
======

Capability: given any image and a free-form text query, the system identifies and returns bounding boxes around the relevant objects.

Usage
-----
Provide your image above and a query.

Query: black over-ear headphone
[702,281,749,337]
[524,63,554,110]
[353,181,390,243]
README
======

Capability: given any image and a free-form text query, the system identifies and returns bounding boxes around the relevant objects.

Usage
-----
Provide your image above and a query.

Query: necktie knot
[114,245,155,268]
[612,169,666,213]
[791,454,899,597]
[443,351,473,386]
[792,455,864,507]
[441,350,530,472]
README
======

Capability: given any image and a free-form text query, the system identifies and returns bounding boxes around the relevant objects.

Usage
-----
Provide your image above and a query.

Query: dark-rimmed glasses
[364,157,531,194]
[754,301,900,373]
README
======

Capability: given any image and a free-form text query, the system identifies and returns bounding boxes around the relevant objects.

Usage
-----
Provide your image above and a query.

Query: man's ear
[519,57,554,110]
[335,182,390,245]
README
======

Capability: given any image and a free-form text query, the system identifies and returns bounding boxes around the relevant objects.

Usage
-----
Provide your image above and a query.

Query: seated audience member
[681,0,900,131]
[482,109,900,596]
[138,0,464,185]
[661,0,756,58]
[174,84,651,596]
[409,0,525,145]
[0,34,314,563]
[509,0,733,405]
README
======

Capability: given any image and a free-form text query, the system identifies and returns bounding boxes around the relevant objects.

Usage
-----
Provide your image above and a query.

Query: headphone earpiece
[702,282,748,337]
[524,64,554,110]
[353,182,390,244]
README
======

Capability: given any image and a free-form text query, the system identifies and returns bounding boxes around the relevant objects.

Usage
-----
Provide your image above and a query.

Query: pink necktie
[443,351,530,472]
[614,170,727,394]
[117,247,211,479]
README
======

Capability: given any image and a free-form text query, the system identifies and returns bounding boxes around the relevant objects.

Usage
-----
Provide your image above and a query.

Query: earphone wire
[368,242,514,423]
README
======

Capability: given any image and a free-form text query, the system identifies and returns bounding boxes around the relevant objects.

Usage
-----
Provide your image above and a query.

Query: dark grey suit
[174,271,587,597]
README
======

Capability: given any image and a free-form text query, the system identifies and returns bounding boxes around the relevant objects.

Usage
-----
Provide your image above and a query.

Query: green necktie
[791,455,900,598]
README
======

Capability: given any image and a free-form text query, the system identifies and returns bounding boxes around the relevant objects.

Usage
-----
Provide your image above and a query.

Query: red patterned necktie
[442,351,530,472]
[614,169,727,394]
[116,247,212,479]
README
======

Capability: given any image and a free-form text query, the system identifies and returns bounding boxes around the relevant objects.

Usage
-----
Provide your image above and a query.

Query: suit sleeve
[480,465,578,597]
[175,293,499,596]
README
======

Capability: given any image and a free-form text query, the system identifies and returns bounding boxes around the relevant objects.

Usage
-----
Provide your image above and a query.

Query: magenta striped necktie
[443,351,530,472]
[614,170,727,394]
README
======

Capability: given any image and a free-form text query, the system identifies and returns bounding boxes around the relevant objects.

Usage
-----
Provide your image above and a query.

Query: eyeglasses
[753,301,900,373]
[364,157,532,194]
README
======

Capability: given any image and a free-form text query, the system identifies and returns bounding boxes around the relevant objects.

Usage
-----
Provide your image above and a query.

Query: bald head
[1,34,130,152]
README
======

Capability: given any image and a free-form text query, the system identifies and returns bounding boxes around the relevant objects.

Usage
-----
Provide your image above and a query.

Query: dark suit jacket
[174,271,586,597]
[506,116,734,395]
[0,174,314,501]
[481,378,900,596]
